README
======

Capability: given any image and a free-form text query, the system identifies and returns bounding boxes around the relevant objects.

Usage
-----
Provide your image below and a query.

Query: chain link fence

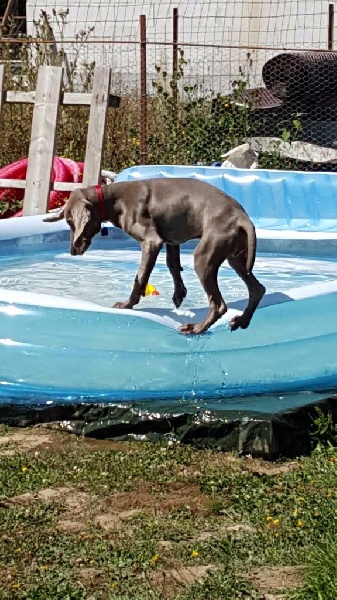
[1,0,337,175]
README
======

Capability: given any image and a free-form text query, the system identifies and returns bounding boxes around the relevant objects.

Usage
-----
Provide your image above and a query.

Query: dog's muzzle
[71,238,91,255]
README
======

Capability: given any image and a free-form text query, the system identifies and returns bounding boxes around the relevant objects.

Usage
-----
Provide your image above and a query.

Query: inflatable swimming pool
[1,166,337,405]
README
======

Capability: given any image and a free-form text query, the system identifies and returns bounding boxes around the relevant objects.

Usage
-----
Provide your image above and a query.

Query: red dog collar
[94,184,107,221]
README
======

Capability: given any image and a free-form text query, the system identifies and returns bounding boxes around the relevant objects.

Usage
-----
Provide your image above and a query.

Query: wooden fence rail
[0,64,119,216]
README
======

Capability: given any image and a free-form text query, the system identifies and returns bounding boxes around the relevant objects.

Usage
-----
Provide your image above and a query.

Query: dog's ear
[71,201,91,243]
[43,208,66,222]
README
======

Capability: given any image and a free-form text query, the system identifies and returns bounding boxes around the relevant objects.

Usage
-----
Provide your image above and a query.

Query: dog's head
[43,188,102,255]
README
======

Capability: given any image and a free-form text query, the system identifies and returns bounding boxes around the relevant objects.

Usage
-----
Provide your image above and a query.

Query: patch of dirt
[245,566,305,595]
[93,513,130,533]
[56,519,88,534]
[175,452,299,480]
[8,485,98,536]
[192,523,255,542]
[241,457,300,476]
[104,482,210,514]
[0,426,138,457]
[5,485,98,536]
[75,566,104,583]
[0,430,65,456]
[157,522,255,550]
[6,486,93,510]
[151,564,216,596]
[92,483,209,533]
[0,566,18,589]
[158,540,174,550]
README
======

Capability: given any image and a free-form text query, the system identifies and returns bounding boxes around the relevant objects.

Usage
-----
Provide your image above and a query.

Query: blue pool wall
[116,165,337,232]
[114,166,337,259]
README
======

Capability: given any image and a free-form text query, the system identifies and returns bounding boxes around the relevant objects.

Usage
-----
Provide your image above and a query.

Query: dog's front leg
[113,238,163,309]
[166,244,187,308]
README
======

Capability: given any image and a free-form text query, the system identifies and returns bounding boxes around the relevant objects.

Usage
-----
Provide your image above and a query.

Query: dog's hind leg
[113,236,163,309]
[180,239,227,334]
[166,244,187,308]
[227,254,265,331]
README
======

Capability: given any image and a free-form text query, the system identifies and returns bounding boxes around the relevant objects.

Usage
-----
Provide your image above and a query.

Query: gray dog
[44,178,265,334]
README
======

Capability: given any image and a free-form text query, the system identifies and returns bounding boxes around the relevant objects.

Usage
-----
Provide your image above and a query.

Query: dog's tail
[241,217,256,274]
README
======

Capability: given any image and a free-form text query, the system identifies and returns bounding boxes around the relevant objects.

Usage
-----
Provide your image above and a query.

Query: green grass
[0,427,336,598]
[288,536,337,599]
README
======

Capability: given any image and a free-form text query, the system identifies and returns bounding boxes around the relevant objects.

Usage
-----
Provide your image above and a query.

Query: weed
[287,536,337,599]
[310,407,337,451]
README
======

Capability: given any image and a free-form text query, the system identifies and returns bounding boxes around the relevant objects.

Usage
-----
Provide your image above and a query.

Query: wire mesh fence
[1,0,337,176]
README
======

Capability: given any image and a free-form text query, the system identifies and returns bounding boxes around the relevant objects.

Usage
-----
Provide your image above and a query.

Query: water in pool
[1,239,337,309]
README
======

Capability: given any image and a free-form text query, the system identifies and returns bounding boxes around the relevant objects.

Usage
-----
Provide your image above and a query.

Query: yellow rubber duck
[144,283,159,296]
[133,283,160,296]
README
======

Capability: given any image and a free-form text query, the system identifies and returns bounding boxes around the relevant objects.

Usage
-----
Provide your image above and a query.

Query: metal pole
[140,14,148,164]
[1,0,15,30]
[172,8,178,105]
[328,2,334,50]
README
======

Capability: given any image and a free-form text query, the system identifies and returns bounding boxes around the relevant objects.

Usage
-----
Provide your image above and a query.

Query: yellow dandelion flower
[111,582,117,588]
[297,519,303,527]
[192,550,199,557]
[12,583,20,589]
[39,566,48,571]
[274,532,279,538]
[313,512,319,518]
[273,518,280,525]
[297,497,304,502]
[293,509,298,517]
[266,516,272,521]
[22,466,28,473]
[15,548,22,553]
[151,554,159,564]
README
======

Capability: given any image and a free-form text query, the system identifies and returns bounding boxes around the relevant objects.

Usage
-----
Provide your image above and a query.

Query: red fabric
[0,157,84,218]
[94,184,107,221]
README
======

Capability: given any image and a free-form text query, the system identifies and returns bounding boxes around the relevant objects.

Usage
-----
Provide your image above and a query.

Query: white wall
[26,0,329,93]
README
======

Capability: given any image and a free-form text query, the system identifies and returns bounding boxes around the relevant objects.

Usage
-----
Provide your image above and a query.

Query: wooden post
[0,65,6,117]
[82,67,111,186]
[23,66,63,215]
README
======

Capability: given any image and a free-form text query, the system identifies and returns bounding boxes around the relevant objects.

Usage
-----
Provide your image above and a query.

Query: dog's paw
[173,284,187,308]
[179,322,206,335]
[113,301,132,309]
[229,315,249,331]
